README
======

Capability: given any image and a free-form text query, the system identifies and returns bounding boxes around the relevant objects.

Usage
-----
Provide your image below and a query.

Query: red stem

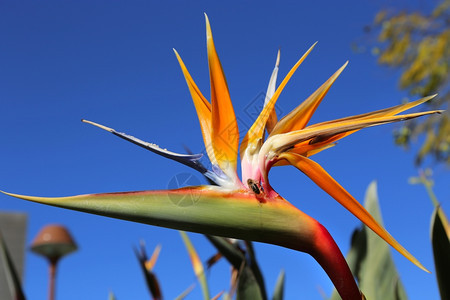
[310,222,361,300]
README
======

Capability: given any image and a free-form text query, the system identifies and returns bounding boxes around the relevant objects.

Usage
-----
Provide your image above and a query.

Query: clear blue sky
[1,1,448,299]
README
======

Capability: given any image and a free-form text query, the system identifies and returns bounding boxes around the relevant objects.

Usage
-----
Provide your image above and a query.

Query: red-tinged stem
[260,202,361,300]
[262,150,353,300]
[311,222,361,300]
[267,206,361,299]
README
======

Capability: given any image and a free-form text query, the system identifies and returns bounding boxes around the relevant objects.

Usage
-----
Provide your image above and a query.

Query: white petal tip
[275,49,281,67]
[82,119,114,132]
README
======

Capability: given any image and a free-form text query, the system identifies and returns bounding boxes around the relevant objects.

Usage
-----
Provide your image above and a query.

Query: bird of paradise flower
[2,15,441,300]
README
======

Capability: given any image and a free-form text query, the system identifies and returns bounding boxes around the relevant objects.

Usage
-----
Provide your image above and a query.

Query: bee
[247,179,262,195]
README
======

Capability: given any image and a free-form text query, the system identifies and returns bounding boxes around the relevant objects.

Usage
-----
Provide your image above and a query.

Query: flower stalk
[1,188,361,298]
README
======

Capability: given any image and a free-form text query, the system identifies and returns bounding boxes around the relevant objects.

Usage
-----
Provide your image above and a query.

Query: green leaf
[245,241,267,300]
[0,230,26,300]
[236,265,264,300]
[205,236,244,269]
[430,206,450,300]
[174,284,195,300]
[222,292,232,300]
[272,269,285,300]
[108,291,117,300]
[206,236,266,300]
[330,181,408,300]
[180,231,210,300]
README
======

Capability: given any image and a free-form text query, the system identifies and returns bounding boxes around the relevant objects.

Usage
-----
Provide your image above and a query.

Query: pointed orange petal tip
[204,14,239,177]
[204,13,212,40]
[428,93,438,100]
[242,42,317,156]
[173,47,219,166]
[270,60,348,136]
[343,60,349,68]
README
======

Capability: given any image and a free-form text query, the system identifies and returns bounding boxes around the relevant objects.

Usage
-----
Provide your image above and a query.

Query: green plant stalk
[416,172,450,236]
[2,187,362,299]
[272,269,285,300]
[418,173,439,208]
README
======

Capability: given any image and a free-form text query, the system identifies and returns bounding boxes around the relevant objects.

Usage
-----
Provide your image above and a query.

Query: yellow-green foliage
[372,0,449,165]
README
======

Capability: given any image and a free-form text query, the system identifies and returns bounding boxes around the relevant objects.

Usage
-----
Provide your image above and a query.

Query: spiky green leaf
[180,231,210,300]
[431,206,450,300]
[272,270,285,300]
[0,231,26,300]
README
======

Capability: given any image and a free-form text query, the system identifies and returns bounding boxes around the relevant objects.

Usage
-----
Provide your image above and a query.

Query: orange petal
[308,94,437,129]
[279,152,429,272]
[270,61,348,136]
[286,95,439,157]
[241,43,317,157]
[174,49,217,165]
[205,14,239,176]
[273,143,336,167]
[303,143,337,157]
[264,109,442,156]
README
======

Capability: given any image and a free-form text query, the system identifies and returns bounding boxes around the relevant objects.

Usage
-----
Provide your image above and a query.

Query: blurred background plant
[133,232,285,300]
[0,231,26,300]
[409,169,450,300]
[364,0,449,166]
